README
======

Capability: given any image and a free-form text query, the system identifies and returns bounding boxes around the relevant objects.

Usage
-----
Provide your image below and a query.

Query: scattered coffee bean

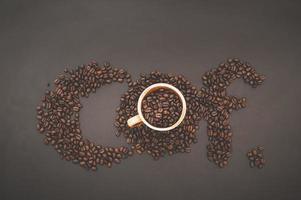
[247,146,265,169]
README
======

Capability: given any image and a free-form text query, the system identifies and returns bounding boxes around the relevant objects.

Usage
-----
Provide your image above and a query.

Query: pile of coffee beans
[114,58,265,167]
[198,58,265,168]
[115,71,204,160]
[142,88,182,128]
[36,62,134,170]
[247,146,265,169]
[37,58,265,170]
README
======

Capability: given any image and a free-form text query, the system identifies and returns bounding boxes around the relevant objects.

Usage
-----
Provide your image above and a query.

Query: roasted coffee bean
[36,61,133,171]
[247,146,265,169]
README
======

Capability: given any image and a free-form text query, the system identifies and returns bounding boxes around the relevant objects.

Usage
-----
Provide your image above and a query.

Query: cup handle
[127,115,143,128]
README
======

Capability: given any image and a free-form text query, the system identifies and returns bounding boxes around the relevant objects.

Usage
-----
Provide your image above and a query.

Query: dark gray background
[1,0,301,200]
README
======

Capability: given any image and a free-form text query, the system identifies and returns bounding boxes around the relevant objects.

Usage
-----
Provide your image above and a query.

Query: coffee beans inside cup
[141,88,182,128]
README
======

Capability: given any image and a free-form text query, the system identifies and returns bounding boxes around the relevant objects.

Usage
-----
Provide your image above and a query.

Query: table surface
[1,1,301,200]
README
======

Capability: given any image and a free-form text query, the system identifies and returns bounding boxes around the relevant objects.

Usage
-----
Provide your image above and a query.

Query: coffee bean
[247,146,265,169]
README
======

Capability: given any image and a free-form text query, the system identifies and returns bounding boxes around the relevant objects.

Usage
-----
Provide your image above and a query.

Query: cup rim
[137,83,187,131]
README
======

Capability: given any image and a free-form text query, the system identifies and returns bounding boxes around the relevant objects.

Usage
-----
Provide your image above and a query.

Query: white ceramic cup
[127,83,187,131]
